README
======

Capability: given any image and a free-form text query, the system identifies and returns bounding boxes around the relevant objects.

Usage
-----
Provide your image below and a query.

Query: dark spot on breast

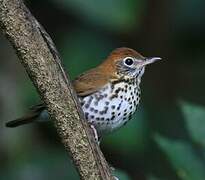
[111,115,115,120]
[81,101,85,106]
[94,100,99,106]
[117,101,122,110]
[123,121,128,126]
[104,106,109,113]
[115,87,122,94]
[90,107,94,112]
[99,106,109,115]
[84,104,89,109]
[99,94,104,100]
[88,96,93,104]
[85,112,89,119]
[105,101,109,105]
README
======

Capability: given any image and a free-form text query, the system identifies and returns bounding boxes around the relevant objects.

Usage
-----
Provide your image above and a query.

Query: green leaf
[155,135,205,180]
[180,101,205,147]
[51,0,145,32]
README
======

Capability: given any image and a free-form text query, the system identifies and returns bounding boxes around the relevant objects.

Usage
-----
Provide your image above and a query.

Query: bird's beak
[138,57,162,67]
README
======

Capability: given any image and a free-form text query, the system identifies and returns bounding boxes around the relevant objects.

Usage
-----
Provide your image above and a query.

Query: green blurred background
[1,0,205,179]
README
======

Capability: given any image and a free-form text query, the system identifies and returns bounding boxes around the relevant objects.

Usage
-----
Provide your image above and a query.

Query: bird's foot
[90,124,100,144]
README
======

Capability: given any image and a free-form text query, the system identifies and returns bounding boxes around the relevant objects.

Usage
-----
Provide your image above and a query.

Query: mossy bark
[0,0,113,179]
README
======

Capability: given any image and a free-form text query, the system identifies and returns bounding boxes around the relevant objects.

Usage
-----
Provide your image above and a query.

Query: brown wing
[72,68,110,97]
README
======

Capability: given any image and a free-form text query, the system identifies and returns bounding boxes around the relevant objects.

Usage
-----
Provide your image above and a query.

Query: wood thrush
[6,47,161,137]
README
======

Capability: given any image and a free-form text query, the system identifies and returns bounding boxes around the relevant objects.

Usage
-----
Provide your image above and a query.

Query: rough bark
[0,0,113,179]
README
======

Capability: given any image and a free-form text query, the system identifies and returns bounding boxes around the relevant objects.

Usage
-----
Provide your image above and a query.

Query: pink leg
[90,124,100,144]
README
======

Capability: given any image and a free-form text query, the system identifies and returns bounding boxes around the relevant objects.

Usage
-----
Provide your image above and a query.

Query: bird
[6,47,161,138]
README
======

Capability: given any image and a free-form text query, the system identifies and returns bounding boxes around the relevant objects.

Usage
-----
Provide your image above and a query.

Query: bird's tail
[6,103,46,128]
[5,113,39,127]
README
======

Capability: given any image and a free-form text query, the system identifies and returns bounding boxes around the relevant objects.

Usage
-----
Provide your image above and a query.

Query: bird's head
[101,47,161,82]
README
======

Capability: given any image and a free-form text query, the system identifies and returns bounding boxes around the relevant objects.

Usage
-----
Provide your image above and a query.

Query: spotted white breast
[80,78,141,135]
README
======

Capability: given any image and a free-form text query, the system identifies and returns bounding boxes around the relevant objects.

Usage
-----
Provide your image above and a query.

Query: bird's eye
[124,57,134,66]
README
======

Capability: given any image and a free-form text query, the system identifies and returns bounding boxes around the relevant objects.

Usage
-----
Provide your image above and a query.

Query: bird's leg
[90,124,100,144]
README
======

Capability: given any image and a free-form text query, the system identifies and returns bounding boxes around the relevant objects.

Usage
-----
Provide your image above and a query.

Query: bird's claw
[90,124,100,144]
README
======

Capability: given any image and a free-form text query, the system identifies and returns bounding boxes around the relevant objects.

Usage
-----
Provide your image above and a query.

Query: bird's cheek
[134,68,143,78]
[138,68,145,78]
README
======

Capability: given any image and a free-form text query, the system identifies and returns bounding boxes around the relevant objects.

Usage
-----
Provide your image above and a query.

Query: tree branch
[0,0,113,179]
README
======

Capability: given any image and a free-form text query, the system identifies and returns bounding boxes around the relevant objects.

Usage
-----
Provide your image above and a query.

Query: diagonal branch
[0,0,113,179]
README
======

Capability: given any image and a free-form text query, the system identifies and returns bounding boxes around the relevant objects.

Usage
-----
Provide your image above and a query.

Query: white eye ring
[123,57,134,66]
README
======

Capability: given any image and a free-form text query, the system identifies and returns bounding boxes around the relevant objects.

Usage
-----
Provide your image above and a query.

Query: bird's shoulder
[72,67,112,97]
